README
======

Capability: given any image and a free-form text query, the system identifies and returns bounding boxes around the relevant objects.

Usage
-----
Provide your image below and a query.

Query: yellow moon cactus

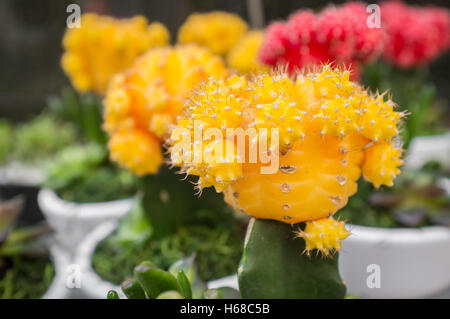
[169,65,404,255]
[62,13,170,95]
[177,11,248,56]
[103,45,228,176]
[227,30,269,74]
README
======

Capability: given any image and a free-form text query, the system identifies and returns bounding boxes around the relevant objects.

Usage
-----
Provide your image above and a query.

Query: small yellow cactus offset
[62,13,170,95]
[227,30,269,74]
[104,45,228,176]
[169,65,404,255]
[177,11,248,56]
[294,217,350,257]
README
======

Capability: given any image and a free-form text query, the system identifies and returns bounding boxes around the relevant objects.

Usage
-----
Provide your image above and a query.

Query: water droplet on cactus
[279,165,298,174]
[336,175,346,186]
[328,195,342,205]
[282,204,291,210]
[280,183,291,193]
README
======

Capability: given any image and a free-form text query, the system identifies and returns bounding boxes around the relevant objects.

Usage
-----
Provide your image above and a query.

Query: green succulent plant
[107,256,239,299]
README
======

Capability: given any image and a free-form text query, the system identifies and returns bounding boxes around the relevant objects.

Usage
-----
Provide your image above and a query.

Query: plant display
[177,11,248,56]
[3,0,449,301]
[103,45,228,176]
[259,2,383,79]
[169,65,404,297]
[62,13,169,95]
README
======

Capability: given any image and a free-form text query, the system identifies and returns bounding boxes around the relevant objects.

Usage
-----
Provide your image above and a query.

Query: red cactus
[381,1,450,67]
[260,2,384,80]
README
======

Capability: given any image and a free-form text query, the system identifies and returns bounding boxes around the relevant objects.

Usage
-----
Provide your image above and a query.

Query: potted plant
[165,65,404,298]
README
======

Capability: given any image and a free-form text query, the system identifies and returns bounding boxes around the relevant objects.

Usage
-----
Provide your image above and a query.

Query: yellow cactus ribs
[103,45,228,175]
[295,217,350,256]
[178,11,248,56]
[62,13,170,95]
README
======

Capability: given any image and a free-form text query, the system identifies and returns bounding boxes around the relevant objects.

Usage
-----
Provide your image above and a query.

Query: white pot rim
[38,188,135,220]
[346,223,450,245]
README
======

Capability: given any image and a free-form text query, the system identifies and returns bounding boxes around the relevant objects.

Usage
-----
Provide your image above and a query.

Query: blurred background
[0,0,449,121]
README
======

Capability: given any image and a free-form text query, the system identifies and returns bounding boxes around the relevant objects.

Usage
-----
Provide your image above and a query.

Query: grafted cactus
[168,65,404,298]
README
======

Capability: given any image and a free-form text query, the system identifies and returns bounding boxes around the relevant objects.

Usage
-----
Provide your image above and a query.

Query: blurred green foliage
[337,162,450,228]
[42,143,137,203]
[0,120,13,164]
[0,114,77,165]
[13,114,77,164]
[0,255,54,299]
[93,198,246,284]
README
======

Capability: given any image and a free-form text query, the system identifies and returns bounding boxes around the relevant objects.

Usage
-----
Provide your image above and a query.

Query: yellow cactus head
[177,11,248,56]
[227,30,269,74]
[103,44,228,176]
[169,65,404,255]
[62,13,170,95]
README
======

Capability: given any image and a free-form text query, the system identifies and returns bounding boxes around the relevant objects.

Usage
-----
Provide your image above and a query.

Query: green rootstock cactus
[140,166,230,238]
[238,219,346,299]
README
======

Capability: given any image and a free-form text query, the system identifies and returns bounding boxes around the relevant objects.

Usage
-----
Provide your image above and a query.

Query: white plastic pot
[38,189,134,299]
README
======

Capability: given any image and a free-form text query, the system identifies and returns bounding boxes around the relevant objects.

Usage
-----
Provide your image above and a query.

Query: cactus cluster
[177,11,248,56]
[169,65,404,255]
[103,45,228,175]
[62,13,169,95]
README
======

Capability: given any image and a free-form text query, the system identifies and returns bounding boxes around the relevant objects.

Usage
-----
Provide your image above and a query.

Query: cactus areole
[169,65,404,256]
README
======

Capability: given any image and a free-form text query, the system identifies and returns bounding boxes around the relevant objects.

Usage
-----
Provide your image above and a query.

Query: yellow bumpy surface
[104,45,228,175]
[178,11,248,56]
[62,13,169,95]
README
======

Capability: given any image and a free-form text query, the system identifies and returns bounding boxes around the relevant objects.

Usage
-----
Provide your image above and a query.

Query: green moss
[0,256,54,299]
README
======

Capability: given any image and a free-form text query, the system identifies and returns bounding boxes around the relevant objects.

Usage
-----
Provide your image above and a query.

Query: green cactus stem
[238,218,346,299]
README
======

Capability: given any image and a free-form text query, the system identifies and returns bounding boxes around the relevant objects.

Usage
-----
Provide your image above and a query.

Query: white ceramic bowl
[339,225,450,298]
